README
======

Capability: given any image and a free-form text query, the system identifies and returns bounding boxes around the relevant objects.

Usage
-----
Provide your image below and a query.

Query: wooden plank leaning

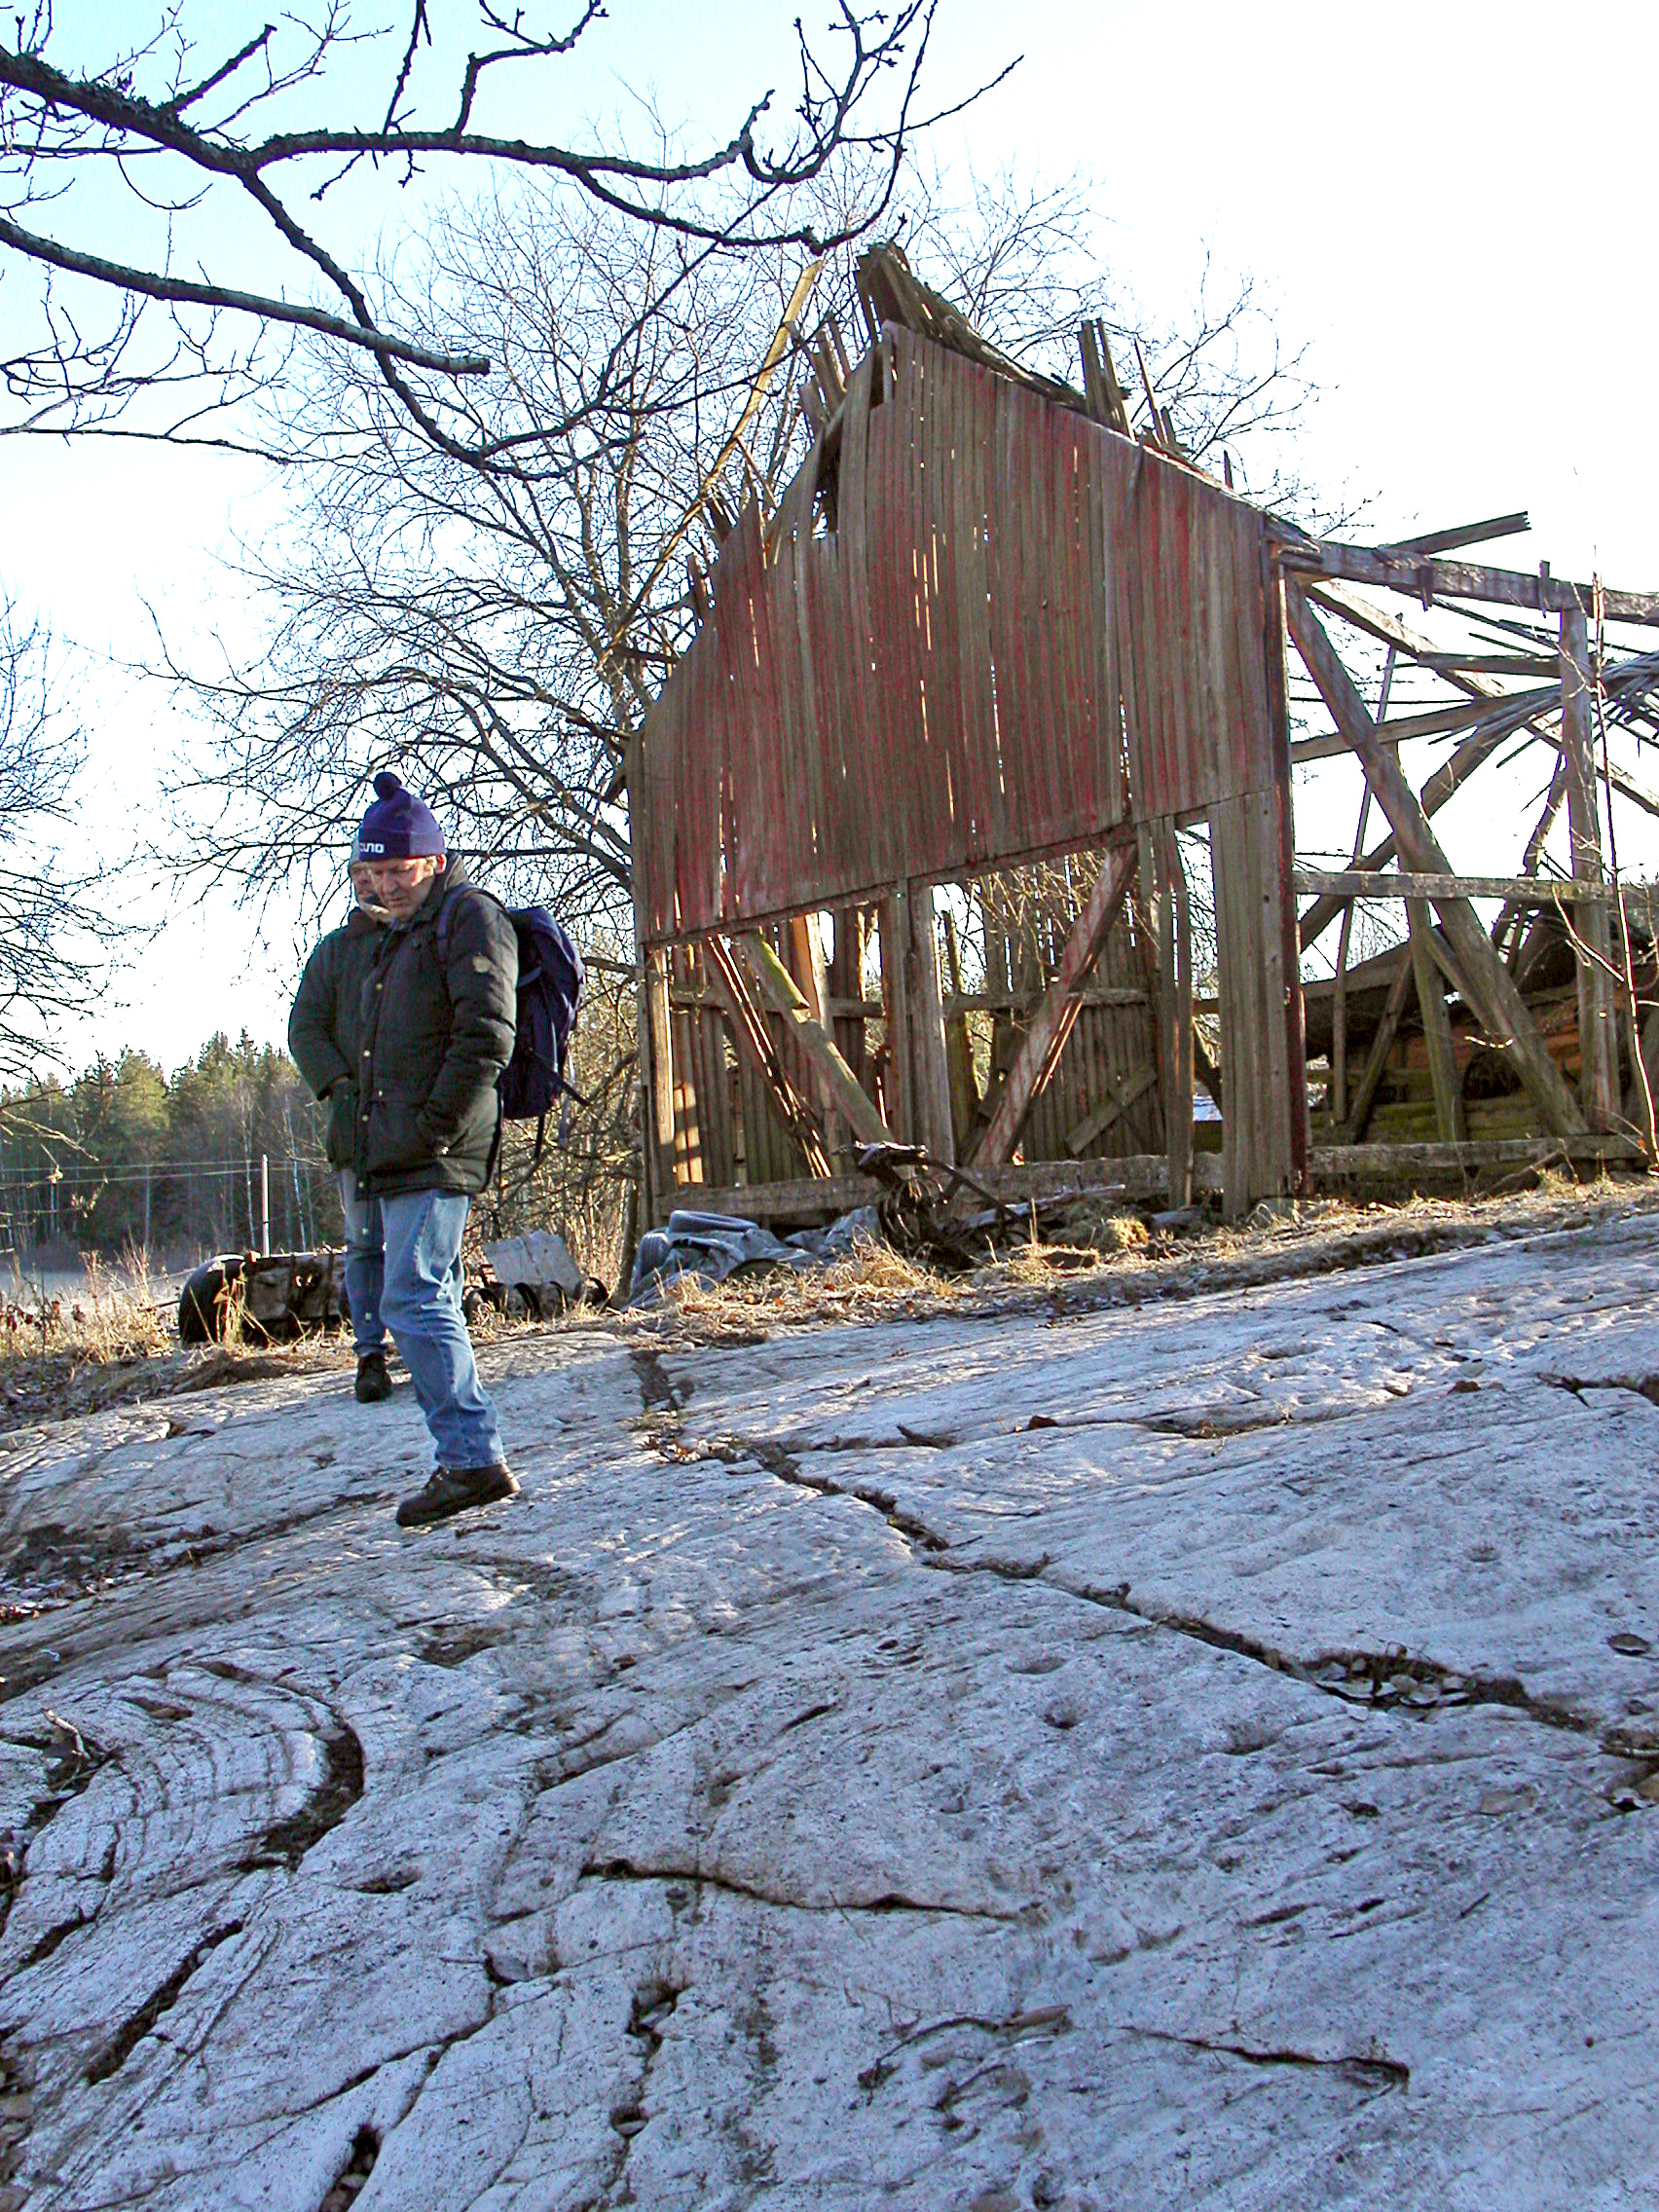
[730,932,897,1150]
[971,842,1139,1169]
[702,937,834,1179]
[1284,580,1587,1139]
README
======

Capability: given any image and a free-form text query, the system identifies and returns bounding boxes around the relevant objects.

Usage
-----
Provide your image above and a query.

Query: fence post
[259,1154,271,1256]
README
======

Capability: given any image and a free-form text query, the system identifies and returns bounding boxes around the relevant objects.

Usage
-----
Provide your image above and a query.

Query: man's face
[352,853,443,922]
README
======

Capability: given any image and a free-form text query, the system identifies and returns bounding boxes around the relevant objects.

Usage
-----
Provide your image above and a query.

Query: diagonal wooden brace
[703,936,834,1179]
[1285,582,1586,1138]
[971,841,1139,1168]
[730,932,896,1149]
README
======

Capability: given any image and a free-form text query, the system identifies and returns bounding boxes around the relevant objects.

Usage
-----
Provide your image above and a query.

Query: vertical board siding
[641,329,1279,941]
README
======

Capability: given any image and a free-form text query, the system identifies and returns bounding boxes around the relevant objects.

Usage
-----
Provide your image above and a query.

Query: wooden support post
[703,937,833,1179]
[1285,581,1587,1139]
[1159,828,1195,1208]
[645,946,677,1212]
[1407,901,1468,1143]
[884,883,955,1162]
[730,933,896,1149]
[879,892,910,1142]
[827,906,869,1096]
[1561,604,1618,1128]
[972,843,1138,1169]
[940,908,980,1158]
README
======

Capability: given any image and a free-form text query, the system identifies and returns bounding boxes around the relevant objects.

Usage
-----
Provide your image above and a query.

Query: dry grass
[609,1168,1659,1345]
[2,1169,1651,1424]
[0,1253,175,1369]
[651,1235,965,1334]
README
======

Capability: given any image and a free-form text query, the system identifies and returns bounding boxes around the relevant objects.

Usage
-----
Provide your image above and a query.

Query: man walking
[290,771,521,1528]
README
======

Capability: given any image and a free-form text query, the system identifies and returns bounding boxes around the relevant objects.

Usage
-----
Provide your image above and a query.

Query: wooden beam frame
[1285,581,1587,1139]
[972,843,1139,1168]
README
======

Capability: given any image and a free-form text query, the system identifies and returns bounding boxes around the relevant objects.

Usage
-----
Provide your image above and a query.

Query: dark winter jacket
[289,859,518,1198]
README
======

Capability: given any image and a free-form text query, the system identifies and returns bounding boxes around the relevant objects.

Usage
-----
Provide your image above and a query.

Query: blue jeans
[339,1172,505,1471]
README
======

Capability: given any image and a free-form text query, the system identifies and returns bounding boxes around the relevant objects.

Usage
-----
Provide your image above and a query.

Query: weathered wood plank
[971,843,1139,1168]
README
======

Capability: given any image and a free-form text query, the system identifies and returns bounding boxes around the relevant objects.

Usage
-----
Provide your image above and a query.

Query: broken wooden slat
[1381,512,1530,559]
[1285,582,1587,1139]
[730,932,896,1151]
[894,884,956,1165]
[645,946,678,1201]
[972,844,1139,1168]
[940,909,980,1159]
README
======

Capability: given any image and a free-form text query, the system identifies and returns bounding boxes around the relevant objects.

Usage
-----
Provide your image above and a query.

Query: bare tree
[0,1,996,455]
[0,599,113,1077]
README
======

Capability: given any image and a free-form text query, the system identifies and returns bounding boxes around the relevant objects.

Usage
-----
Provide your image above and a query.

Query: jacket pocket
[366,1094,430,1177]
[325,1084,357,1167]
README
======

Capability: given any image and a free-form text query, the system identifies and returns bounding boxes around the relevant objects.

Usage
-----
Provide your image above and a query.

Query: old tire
[178,1261,238,1345]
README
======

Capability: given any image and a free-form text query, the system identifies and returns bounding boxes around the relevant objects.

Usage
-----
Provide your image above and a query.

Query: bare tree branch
[0,2,992,449]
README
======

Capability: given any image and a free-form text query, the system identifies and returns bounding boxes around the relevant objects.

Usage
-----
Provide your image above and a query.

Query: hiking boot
[395,1463,520,1529]
[354,1350,392,1404]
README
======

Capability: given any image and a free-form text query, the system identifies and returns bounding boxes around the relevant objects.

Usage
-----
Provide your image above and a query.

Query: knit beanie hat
[351,772,446,863]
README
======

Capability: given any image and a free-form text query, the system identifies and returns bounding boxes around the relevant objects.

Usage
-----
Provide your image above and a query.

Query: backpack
[441,896,586,1164]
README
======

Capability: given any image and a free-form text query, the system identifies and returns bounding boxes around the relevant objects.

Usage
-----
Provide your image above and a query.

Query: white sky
[5,0,1658,1070]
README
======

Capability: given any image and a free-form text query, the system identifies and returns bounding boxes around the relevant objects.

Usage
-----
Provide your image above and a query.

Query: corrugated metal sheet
[639,328,1277,945]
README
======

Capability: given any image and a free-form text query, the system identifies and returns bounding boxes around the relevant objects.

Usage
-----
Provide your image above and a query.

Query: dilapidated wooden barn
[629,246,1659,1226]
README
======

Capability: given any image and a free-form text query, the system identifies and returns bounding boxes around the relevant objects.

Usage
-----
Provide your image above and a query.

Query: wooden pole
[972,843,1138,1169]
[1285,581,1586,1139]
[1561,604,1618,1128]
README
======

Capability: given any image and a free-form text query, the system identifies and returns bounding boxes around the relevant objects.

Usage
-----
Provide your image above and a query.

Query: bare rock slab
[4,1207,1659,2206]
